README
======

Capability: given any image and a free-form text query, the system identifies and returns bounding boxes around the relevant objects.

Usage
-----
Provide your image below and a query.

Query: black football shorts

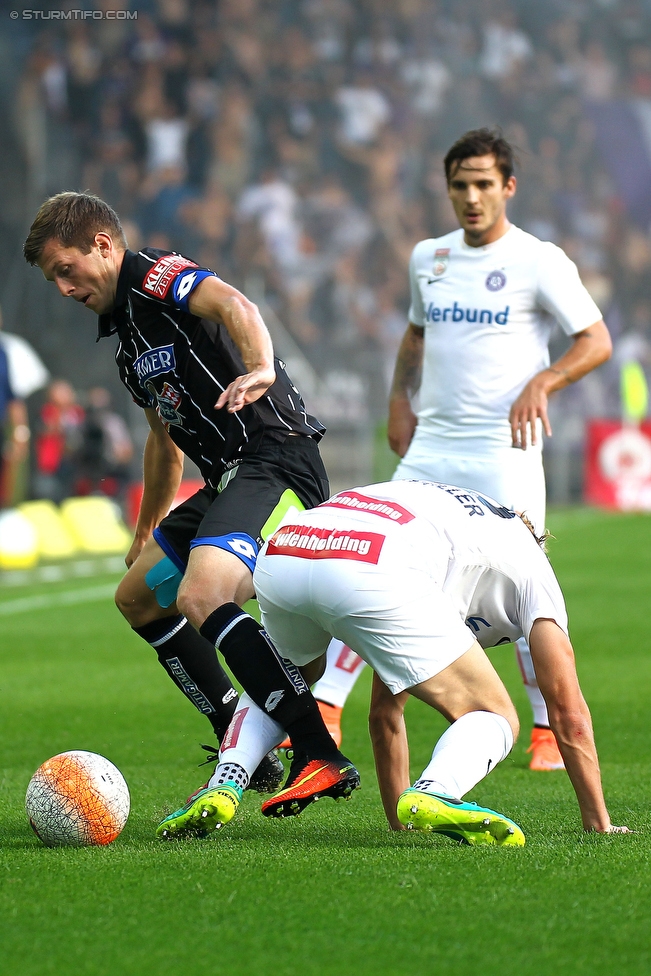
[152,434,329,574]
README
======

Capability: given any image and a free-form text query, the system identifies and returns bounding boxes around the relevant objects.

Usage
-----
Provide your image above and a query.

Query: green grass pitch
[1,508,650,975]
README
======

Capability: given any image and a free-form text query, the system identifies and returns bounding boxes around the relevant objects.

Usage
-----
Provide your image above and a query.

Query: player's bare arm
[5,397,30,465]
[387,323,424,456]
[509,319,612,449]
[368,673,411,830]
[125,407,184,568]
[188,276,276,414]
[528,618,629,833]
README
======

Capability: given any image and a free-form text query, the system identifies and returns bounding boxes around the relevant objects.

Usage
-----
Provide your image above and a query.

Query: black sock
[133,615,239,741]
[200,603,341,760]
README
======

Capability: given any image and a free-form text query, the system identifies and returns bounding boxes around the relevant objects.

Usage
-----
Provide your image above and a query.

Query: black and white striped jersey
[97,248,325,488]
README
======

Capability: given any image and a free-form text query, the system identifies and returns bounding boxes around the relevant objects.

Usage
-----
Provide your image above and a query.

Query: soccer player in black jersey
[25,192,359,836]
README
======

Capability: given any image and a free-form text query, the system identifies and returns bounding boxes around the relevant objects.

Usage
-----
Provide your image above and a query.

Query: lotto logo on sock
[265,690,285,712]
[221,708,248,751]
[266,525,385,563]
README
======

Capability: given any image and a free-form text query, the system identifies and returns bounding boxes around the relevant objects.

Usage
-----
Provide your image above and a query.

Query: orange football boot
[526,727,565,771]
[261,755,360,818]
[275,700,343,751]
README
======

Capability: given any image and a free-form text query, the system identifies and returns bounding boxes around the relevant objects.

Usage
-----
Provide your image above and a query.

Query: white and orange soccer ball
[25,751,130,847]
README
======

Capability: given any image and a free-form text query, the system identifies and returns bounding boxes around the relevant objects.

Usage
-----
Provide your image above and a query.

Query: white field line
[0,583,117,617]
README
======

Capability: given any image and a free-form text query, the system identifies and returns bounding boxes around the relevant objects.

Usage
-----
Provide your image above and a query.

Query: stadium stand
[2,0,651,499]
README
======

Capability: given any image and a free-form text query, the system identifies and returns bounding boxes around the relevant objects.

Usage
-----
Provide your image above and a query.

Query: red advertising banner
[584,420,651,510]
[126,479,204,528]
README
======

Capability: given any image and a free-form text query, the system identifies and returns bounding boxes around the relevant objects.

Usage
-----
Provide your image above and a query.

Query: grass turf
[1,508,650,975]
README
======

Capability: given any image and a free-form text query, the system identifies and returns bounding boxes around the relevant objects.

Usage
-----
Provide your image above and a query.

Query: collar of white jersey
[459,223,517,254]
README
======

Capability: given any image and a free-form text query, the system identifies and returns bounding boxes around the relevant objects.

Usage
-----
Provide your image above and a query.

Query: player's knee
[503,704,519,744]
[114,578,152,626]
[175,579,214,629]
[175,583,195,625]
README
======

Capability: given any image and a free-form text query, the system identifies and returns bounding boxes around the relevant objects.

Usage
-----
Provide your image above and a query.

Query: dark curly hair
[444,128,517,186]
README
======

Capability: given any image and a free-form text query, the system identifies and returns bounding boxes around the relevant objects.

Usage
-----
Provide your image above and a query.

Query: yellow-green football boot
[156,782,242,839]
[397,789,525,847]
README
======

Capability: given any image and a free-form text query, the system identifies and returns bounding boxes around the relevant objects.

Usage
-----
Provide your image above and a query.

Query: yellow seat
[19,500,79,559]
[0,509,39,569]
[60,496,132,554]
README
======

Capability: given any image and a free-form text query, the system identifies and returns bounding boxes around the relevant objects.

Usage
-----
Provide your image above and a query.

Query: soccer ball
[25,751,130,847]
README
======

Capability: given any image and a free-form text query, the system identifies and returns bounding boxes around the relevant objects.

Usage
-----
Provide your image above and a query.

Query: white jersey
[264,480,568,649]
[408,225,602,450]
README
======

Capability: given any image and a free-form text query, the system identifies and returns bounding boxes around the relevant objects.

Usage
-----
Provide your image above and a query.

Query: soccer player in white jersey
[243,479,627,842]
[312,128,612,771]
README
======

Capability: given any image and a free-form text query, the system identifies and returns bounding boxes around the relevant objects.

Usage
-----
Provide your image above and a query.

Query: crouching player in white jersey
[311,128,612,771]
[249,481,628,842]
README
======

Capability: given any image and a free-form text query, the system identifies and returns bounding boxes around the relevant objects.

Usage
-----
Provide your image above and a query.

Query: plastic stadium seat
[0,508,39,569]
[60,496,132,554]
[19,500,79,560]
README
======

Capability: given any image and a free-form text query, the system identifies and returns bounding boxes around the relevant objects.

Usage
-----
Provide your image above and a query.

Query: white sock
[312,639,367,709]
[210,693,285,782]
[515,636,550,726]
[208,762,249,790]
[413,710,514,799]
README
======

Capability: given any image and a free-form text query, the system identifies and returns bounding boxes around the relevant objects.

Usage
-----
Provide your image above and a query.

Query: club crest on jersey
[431,248,450,277]
[485,269,506,292]
[134,344,176,383]
[145,379,183,428]
[143,254,198,299]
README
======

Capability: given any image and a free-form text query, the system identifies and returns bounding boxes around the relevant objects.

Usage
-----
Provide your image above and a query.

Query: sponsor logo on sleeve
[265,525,385,563]
[319,490,415,524]
[142,254,198,299]
[485,269,506,291]
[430,247,450,280]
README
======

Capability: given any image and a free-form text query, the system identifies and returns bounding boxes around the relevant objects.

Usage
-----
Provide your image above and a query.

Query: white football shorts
[254,517,475,695]
[394,431,546,534]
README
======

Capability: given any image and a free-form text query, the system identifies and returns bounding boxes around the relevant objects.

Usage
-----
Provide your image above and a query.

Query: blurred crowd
[10,0,651,497]
[33,380,134,504]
